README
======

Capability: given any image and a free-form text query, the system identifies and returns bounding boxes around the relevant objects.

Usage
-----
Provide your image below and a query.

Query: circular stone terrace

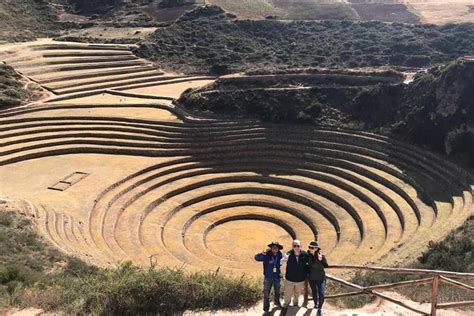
[0,39,472,275]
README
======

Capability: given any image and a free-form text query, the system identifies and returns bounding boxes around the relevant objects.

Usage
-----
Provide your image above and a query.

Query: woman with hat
[307,241,328,316]
[255,241,284,314]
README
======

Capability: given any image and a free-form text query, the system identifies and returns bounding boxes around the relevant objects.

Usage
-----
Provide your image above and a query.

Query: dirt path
[184,291,469,315]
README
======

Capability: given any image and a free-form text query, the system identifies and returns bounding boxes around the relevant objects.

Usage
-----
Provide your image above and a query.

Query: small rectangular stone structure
[48,172,89,191]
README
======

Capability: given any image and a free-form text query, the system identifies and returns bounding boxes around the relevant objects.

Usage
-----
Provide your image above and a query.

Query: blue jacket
[255,251,282,279]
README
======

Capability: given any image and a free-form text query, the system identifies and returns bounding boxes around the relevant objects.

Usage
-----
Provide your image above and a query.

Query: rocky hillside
[0,0,64,42]
[136,5,474,74]
[355,59,474,165]
[0,64,44,108]
[179,59,474,166]
[397,59,474,165]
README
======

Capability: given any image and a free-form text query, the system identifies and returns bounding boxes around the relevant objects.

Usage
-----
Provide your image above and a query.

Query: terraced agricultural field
[0,40,473,276]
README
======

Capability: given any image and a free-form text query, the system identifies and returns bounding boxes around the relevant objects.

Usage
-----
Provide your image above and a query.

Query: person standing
[280,240,309,314]
[307,241,328,316]
[255,241,284,314]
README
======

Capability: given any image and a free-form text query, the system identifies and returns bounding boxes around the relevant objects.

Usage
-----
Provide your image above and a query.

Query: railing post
[431,275,440,316]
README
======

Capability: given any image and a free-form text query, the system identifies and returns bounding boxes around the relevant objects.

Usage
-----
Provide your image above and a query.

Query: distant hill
[0,0,63,42]
[136,6,474,74]
[89,0,472,24]
[208,0,417,22]
[207,0,474,24]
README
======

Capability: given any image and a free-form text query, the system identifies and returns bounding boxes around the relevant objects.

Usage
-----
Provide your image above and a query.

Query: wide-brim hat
[308,241,320,249]
[268,241,283,250]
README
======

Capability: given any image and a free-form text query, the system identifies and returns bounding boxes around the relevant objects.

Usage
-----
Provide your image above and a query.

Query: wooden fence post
[431,275,440,316]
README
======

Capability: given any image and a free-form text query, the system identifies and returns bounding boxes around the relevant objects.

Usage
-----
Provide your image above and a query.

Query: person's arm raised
[280,252,289,265]
[255,252,266,261]
[321,255,329,268]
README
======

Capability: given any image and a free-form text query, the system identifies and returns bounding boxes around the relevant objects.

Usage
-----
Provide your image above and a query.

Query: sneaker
[274,302,282,308]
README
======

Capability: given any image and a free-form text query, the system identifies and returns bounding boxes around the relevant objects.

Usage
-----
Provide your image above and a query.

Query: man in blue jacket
[255,241,284,314]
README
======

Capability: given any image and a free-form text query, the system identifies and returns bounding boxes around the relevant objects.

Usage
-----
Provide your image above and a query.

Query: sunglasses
[309,246,316,249]
[293,245,300,248]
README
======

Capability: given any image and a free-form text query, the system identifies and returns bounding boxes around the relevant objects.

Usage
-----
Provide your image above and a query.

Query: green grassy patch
[0,210,261,314]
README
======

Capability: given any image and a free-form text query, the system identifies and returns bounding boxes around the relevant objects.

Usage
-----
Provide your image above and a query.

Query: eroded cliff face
[433,61,474,118]
[396,60,474,165]
[433,61,474,163]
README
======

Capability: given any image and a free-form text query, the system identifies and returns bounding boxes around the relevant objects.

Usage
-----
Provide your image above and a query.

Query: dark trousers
[263,277,281,311]
[309,279,326,309]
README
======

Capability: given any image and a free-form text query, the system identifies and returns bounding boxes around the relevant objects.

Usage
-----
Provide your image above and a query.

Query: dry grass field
[206,0,474,24]
[402,0,474,24]
[0,39,472,278]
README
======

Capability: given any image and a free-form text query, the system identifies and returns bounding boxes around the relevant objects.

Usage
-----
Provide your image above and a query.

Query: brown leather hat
[267,241,283,250]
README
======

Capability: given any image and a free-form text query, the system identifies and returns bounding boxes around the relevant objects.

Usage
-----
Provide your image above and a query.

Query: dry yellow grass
[208,0,474,24]
[403,0,474,24]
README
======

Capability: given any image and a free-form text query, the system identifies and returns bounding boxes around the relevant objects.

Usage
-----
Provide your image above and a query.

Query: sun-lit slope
[208,0,358,20]
[402,0,474,24]
[211,0,275,18]
[208,0,474,24]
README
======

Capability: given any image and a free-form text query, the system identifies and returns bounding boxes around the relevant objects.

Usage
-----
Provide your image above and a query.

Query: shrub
[136,9,474,74]
[417,216,474,272]
[337,217,474,308]
[0,211,261,314]
[210,64,231,75]
[0,64,38,108]
[14,263,261,315]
